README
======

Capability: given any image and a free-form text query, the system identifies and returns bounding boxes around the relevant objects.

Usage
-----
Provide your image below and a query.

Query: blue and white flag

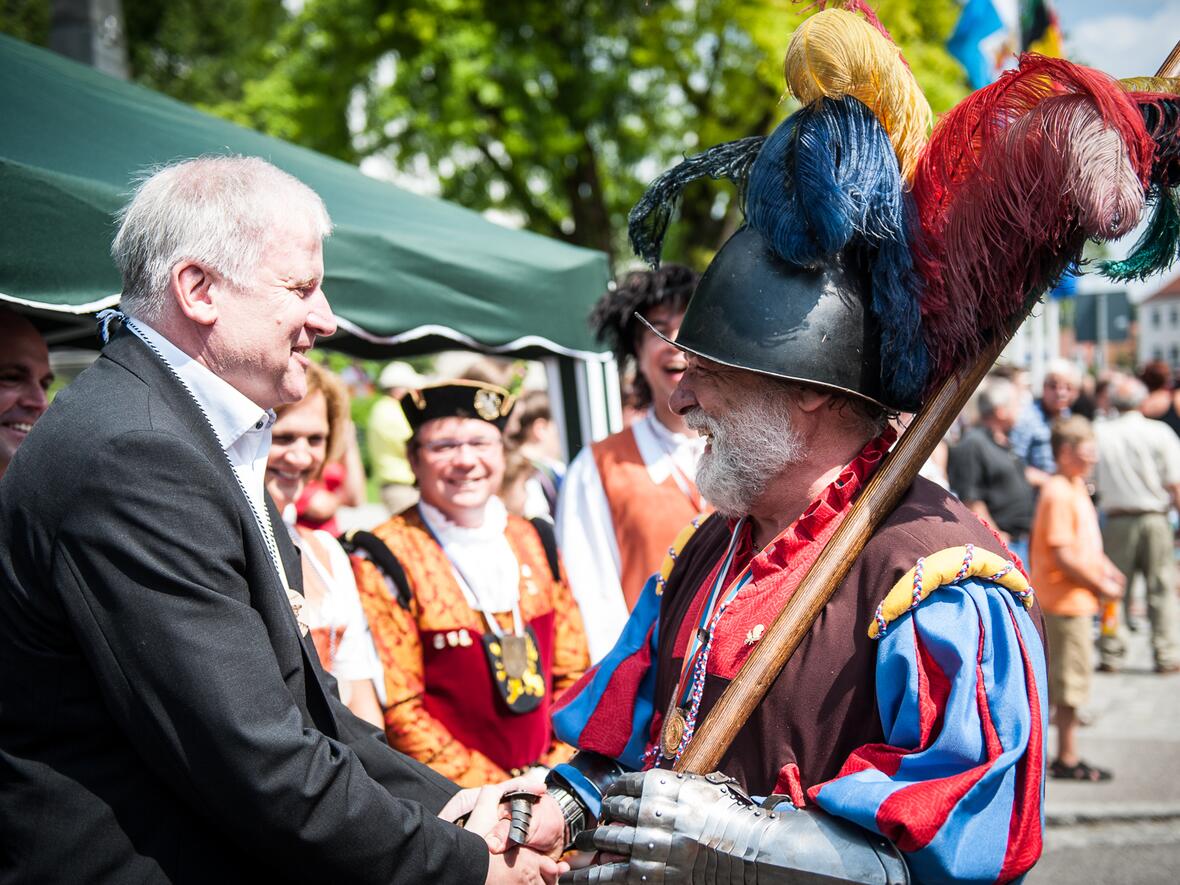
[947,0,1019,89]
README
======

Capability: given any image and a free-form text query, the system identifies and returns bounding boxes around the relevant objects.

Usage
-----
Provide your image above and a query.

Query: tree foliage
[3,0,970,268]
[122,0,287,108]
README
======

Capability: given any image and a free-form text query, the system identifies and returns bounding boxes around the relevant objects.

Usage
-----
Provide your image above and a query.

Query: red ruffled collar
[747,426,896,583]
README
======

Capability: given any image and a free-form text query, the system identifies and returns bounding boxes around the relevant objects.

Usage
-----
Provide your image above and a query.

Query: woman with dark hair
[1139,358,1180,438]
[556,265,709,662]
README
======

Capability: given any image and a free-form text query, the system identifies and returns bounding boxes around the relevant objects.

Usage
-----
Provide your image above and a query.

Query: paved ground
[1031,606,1180,884]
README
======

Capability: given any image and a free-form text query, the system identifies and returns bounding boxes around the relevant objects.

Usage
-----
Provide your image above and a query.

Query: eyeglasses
[419,438,503,457]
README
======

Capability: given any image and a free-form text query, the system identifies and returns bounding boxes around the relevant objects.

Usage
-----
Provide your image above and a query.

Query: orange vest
[356,509,587,781]
[591,426,707,610]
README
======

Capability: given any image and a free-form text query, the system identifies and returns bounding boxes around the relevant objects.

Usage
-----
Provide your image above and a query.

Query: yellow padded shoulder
[867,544,1033,639]
[654,513,714,595]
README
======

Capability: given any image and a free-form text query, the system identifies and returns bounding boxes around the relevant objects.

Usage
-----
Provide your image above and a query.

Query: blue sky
[1051,1,1180,297]
[1058,0,1180,79]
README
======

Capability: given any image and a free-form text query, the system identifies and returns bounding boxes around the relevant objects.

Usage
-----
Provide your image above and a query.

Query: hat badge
[474,389,504,421]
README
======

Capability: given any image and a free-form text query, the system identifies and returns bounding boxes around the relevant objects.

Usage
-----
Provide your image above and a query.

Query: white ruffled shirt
[281,507,383,687]
[417,497,521,614]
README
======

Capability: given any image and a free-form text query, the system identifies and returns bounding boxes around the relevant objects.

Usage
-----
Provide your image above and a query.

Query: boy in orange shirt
[1031,415,1125,781]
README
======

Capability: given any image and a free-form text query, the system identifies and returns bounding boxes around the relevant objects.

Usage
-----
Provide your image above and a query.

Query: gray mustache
[683,409,719,436]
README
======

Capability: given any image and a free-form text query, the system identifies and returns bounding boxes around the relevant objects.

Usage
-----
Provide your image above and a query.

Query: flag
[947,0,1019,89]
[1021,0,1064,57]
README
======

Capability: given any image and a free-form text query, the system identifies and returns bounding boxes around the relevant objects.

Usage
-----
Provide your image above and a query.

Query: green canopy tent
[0,34,622,448]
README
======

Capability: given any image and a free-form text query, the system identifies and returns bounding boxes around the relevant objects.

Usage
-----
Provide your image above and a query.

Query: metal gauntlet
[564,769,909,884]
[545,752,630,851]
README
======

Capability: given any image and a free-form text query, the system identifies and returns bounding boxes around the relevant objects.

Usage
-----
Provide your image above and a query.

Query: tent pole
[551,357,587,461]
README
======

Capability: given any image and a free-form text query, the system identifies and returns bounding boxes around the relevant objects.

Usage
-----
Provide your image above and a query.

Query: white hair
[111,156,332,324]
[1110,374,1148,412]
[1044,358,1081,386]
[977,376,1016,418]
[686,378,806,517]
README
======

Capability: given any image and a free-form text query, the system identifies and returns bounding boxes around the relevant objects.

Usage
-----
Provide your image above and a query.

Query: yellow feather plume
[784,8,931,181]
[1120,76,1180,94]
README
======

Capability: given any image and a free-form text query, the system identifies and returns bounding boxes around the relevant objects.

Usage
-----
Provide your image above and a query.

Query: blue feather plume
[628,136,766,267]
[746,97,928,409]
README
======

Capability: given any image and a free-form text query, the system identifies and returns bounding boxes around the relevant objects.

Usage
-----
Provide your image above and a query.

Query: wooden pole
[675,43,1180,776]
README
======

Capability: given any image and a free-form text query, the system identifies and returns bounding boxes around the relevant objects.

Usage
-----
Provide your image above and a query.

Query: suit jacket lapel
[101,329,226,466]
[267,493,340,736]
[102,328,338,734]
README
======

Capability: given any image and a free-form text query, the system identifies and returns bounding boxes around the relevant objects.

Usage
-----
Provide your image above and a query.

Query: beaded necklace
[655,516,753,765]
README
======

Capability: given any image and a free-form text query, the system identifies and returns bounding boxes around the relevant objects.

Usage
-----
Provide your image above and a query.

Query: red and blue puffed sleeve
[810,559,1047,884]
[550,572,662,771]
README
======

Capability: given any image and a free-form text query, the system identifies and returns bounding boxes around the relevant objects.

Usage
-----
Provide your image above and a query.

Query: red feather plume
[912,55,1155,383]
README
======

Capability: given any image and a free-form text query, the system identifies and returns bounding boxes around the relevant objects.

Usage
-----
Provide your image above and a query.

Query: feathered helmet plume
[912,56,1153,380]
[1099,78,1180,282]
[630,1,1176,410]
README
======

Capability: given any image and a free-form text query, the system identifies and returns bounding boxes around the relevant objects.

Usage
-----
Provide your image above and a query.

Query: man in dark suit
[0,157,563,883]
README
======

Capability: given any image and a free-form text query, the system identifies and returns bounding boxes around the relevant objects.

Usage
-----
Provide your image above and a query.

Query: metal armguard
[545,751,630,850]
[568,770,910,884]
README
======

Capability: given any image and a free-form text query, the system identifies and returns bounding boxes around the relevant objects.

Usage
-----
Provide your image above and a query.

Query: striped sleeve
[550,574,662,771]
[809,577,1048,884]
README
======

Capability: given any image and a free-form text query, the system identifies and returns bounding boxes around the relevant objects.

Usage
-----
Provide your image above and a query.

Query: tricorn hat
[400,380,516,433]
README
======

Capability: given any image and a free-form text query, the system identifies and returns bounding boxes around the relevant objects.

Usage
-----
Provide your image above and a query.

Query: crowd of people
[945,360,1180,784]
[0,153,1049,885]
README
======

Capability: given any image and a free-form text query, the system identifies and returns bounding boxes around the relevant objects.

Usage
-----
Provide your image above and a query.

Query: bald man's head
[0,310,53,477]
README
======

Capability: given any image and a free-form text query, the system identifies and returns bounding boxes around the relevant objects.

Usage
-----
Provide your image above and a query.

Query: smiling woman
[266,362,384,728]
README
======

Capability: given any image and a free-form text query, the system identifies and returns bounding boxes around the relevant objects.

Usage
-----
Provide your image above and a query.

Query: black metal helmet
[638,226,898,410]
[628,96,928,414]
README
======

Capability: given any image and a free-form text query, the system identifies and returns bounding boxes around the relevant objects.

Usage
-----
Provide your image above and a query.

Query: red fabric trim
[916,632,950,746]
[681,430,896,679]
[810,741,906,790]
[573,624,657,758]
[872,615,1005,853]
[773,763,809,808]
[976,631,1004,760]
[998,608,1045,882]
[875,763,994,853]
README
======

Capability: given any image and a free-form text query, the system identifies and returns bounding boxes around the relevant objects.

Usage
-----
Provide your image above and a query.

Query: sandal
[1050,759,1112,782]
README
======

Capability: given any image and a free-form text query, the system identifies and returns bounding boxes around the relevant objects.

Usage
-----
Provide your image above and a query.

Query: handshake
[440,776,570,884]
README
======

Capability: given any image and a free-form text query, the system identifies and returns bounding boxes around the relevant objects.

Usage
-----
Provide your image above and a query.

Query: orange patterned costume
[353,508,589,786]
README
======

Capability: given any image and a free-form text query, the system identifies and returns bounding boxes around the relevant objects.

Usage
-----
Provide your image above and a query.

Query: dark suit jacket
[0,331,488,884]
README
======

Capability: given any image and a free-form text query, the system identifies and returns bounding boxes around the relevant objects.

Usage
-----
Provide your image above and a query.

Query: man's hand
[439,778,541,852]
[486,848,566,885]
[440,779,569,884]
[439,778,566,857]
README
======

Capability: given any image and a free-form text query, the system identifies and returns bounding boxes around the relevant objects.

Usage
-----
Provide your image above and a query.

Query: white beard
[685,389,805,517]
